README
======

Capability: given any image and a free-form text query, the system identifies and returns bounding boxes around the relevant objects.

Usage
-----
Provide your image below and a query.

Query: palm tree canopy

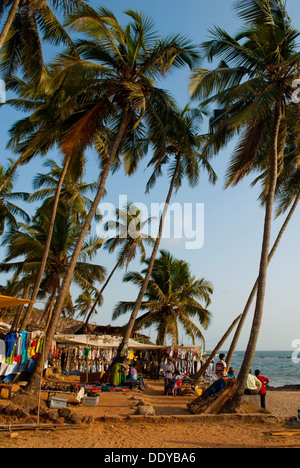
[248,102,300,215]
[0,163,30,235]
[113,250,213,346]
[30,158,101,225]
[103,202,155,270]
[4,6,200,190]
[0,0,82,82]
[48,5,200,163]
[0,201,106,315]
[145,104,217,194]
[189,0,300,188]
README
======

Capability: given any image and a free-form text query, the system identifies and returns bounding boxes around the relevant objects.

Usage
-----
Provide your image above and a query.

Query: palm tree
[17,157,102,327]
[0,200,106,327]
[118,105,216,354]
[75,289,102,321]
[20,5,199,396]
[84,202,154,325]
[0,0,80,77]
[226,116,300,368]
[30,158,101,227]
[0,162,30,235]
[0,0,20,49]
[113,250,213,347]
[0,74,91,330]
[189,0,300,407]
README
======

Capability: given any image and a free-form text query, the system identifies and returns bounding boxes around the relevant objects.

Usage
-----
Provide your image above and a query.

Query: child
[227,367,236,379]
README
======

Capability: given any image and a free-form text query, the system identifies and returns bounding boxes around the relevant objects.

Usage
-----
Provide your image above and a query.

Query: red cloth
[257,375,270,395]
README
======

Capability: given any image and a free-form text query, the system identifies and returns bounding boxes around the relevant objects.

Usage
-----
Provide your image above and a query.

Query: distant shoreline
[267,384,300,392]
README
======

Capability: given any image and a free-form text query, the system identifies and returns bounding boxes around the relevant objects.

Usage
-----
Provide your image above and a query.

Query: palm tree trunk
[226,189,300,368]
[0,0,20,49]
[192,314,242,382]
[0,158,22,193]
[10,283,31,331]
[118,154,182,356]
[229,104,282,411]
[36,289,57,328]
[23,108,130,395]
[20,154,72,330]
[84,256,123,326]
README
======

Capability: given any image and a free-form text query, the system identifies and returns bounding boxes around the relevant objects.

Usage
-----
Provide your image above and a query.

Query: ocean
[213,350,300,388]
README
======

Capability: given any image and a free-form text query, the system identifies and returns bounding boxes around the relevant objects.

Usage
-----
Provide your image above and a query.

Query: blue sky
[0,0,299,351]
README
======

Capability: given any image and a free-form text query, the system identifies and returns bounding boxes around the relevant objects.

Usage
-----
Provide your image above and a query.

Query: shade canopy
[0,295,34,308]
[55,333,166,350]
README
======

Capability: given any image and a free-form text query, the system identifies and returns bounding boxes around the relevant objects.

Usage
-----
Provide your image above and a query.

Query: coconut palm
[0,0,81,77]
[113,250,213,347]
[18,157,102,327]
[0,200,106,327]
[118,104,216,354]
[0,162,30,235]
[18,6,199,396]
[0,74,88,331]
[226,115,300,368]
[189,0,300,407]
[75,289,102,321]
[84,202,155,325]
[30,158,101,226]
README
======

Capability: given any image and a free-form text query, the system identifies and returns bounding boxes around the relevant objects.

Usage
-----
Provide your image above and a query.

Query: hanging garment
[21,331,29,363]
[5,332,16,361]
[0,340,6,363]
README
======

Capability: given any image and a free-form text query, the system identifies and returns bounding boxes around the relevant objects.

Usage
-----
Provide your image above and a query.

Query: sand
[0,380,300,448]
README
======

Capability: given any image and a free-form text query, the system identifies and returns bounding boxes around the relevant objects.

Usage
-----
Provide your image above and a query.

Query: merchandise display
[0,330,44,381]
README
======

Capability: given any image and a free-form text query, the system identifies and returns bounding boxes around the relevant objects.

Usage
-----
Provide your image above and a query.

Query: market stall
[50,333,165,377]
[0,329,44,381]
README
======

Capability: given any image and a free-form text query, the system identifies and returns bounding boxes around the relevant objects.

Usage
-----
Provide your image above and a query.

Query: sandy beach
[0,380,300,448]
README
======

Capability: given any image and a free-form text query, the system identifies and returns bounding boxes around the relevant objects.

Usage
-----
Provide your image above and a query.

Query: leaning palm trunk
[23,109,130,395]
[229,105,282,410]
[0,158,22,193]
[84,256,123,326]
[20,154,72,330]
[0,0,20,49]
[118,154,182,356]
[192,314,241,382]
[10,283,31,331]
[226,189,300,368]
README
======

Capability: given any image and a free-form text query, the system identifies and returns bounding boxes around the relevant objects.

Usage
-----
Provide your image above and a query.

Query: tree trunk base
[11,389,40,408]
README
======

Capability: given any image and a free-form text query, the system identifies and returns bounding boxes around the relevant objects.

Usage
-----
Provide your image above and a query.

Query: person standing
[215,354,228,379]
[244,372,262,395]
[255,369,270,409]
[163,358,175,395]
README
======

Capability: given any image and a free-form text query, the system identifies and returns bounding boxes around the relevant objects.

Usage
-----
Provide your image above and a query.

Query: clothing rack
[0,331,44,379]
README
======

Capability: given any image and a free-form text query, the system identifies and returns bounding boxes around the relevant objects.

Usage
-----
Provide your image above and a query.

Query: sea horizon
[205,350,300,388]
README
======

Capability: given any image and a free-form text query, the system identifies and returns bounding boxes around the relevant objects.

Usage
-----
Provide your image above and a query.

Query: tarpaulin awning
[0,295,34,307]
[54,333,166,350]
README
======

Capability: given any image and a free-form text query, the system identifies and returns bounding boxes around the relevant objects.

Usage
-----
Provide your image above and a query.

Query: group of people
[205,353,270,409]
[107,360,146,390]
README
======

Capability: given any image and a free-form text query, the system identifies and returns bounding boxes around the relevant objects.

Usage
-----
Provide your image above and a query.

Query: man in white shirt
[244,372,262,395]
[163,358,175,395]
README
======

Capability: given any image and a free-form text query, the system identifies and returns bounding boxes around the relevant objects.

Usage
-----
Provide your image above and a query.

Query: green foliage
[113,250,213,346]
